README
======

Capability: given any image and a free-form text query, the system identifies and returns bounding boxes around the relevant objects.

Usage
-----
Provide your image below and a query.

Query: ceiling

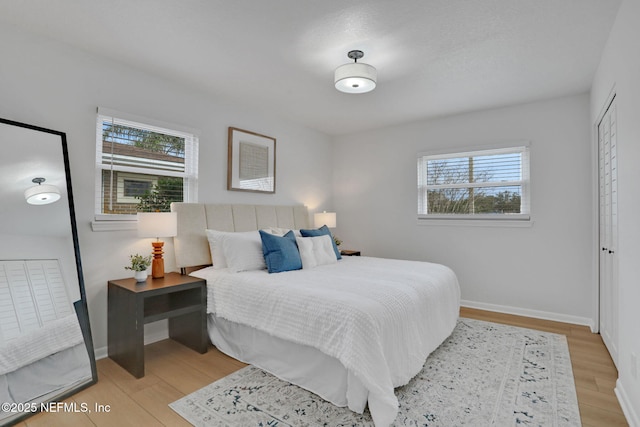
[0,0,621,135]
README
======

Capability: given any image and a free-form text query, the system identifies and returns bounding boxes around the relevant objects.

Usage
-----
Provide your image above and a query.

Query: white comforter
[0,314,84,376]
[192,256,460,426]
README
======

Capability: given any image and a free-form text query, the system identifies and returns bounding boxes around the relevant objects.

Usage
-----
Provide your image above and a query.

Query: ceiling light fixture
[334,50,377,94]
[24,177,61,205]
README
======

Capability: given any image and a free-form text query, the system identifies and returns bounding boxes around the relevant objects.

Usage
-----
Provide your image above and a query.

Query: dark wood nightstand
[108,272,207,378]
[340,250,361,256]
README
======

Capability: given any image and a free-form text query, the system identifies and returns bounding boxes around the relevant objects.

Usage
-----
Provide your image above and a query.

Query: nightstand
[340,250,361,256]
[108,272,207,378]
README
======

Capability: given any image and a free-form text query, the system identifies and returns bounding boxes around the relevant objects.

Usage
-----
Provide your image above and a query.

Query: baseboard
[616,379,639,427]
[94,329,170,360]
[460,300,594,328]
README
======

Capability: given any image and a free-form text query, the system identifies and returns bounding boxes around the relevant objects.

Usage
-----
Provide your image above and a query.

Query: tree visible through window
[417,145,530,220]
[95,109,198,218]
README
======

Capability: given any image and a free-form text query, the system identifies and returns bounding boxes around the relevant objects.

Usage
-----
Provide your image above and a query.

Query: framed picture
[227,127,276,193]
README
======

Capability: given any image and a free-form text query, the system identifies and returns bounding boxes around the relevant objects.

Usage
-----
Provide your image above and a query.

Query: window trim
[92,108,199,231]
[417,141,531,223]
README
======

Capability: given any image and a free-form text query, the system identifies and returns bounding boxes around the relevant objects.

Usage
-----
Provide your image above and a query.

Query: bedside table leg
[108,285,145,378]
[169,313,207,353]
[168,286,208,353]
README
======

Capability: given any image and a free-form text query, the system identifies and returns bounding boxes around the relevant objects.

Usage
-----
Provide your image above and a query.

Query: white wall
[333,94,593,325]
[0,24,334,354]
[591,0,640,423]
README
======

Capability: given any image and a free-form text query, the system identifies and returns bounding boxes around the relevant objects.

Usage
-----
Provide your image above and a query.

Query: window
[417,144,530,221]
[95,108,198,222]
[116,172,157,203]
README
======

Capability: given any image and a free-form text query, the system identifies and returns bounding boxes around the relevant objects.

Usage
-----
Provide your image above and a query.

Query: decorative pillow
[268,227,302,237]
[296,235,338,269]
[299,225,342,260]
[259,230,302,273]
[221,231,267,273]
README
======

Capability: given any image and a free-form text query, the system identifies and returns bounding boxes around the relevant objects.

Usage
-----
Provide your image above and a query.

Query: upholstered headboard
[171,203,309,269]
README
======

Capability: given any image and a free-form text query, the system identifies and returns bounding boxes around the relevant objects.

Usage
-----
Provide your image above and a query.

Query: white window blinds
[95,108,198,219]
[417,145,530,220]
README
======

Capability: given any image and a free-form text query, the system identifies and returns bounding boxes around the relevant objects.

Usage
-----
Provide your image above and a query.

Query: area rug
[169,318,581,426]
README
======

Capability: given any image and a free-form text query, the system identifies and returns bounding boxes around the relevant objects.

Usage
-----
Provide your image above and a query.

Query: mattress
[191,256,460,426]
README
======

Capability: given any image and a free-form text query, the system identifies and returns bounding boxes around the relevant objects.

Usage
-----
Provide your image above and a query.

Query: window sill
[91,220,137,232]
[416,218,534,228]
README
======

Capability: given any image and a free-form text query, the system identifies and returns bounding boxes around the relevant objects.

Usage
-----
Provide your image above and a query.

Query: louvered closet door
[598,96,618,367]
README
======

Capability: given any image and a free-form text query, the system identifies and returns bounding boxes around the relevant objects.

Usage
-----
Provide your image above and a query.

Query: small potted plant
[125,253,152,282]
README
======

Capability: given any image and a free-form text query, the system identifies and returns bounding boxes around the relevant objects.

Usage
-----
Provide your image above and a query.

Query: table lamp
[137,212,177,278]
[314,211,336,228]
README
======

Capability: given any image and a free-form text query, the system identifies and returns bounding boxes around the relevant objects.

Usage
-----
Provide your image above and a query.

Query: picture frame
[227,127,276,193]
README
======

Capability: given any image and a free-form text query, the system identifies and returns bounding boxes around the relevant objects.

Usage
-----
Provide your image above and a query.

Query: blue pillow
[299,225,342,260]
[259,230,302,273]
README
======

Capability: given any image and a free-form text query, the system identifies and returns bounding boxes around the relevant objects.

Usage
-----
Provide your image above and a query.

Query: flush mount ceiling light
[334,50,377,94]
[24,177,61,205]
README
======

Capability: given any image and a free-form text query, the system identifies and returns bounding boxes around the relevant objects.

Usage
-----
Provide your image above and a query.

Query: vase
[134,270,148,282]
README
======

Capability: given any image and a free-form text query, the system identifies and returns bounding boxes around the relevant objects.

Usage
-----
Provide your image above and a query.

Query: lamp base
[151,241,165,279]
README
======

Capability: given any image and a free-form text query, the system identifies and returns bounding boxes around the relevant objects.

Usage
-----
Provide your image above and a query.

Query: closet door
[598,96,618,367]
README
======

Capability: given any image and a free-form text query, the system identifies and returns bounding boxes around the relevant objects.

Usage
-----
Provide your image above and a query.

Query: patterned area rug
[170,318,581,426]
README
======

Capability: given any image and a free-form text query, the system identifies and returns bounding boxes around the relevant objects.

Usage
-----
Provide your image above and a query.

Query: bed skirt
[208,314,370,411]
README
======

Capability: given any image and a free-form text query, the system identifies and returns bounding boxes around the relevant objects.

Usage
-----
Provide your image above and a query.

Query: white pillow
[295,235,338,269]
[222,231,267,273]
[205,229,257,269]
[205,229,229,269]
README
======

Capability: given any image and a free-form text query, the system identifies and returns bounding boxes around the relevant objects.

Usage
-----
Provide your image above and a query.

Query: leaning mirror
[0,118,97,426]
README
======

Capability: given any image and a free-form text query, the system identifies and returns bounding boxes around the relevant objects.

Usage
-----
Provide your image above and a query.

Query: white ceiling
[0,0,621,135]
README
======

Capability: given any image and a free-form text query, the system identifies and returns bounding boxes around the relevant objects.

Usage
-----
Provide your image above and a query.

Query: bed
[172,203,460,426]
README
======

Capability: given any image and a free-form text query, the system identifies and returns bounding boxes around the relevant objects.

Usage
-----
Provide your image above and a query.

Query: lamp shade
[334,62,377,94]
[314,211,336,228]
[137,212,177,238]
[24,184,61,205]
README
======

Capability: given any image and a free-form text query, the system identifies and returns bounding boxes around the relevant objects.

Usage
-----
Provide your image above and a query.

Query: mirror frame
[0,117,97,423]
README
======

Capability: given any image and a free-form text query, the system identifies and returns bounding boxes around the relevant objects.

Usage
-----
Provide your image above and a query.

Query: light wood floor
[18,308,628,426]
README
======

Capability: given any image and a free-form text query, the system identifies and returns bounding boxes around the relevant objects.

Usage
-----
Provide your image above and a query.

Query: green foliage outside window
[427,189,521,214]
[102,124,185,157]
[136,177,184,212]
